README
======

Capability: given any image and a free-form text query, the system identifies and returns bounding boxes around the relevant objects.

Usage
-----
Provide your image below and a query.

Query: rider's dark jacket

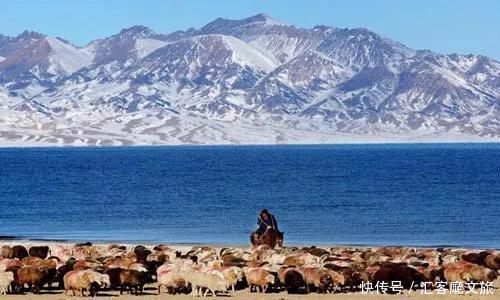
[256,214,278,235]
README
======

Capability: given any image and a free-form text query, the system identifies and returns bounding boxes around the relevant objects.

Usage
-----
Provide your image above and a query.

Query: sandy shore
[1,240,499,299]
[0,288,498,299]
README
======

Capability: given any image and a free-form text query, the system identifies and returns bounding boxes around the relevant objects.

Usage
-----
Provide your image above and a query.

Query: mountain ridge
[0,14,499,146]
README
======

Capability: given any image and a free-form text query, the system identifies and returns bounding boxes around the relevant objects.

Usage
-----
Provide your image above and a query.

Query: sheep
[372,263,423,290]
[206,259,223,269]
[331,267,363,292]
[442,254,459,265]
[283,253,319,267]
[17,265,50,293]
[462,264,497,282]
[28,246,50,259]
[0,258,22,271]
[133,245,152,263]
[63,270,101,297]
[119,269,147,295]
[11,246,29,260]
[245,267,276,293]
[485,254,500,271]
[303,267,333,293]
[278,267,306,294]
[56,264,74,288]
[221,266,244,292]
[22,256,44,266]
[180,268,228,297]
[325,269,345,293]
[1,246,13,259]
[157,268,187,294]
[78,270,108,294]
[105,267,124,290]
[443,266,472,283]
[105,257,135,269]
[88,271,110,289]
[52,245,72,262]
[303,246,330,257]
[63,270,83,296]
[4,266,20,293]
[0,271,14,295]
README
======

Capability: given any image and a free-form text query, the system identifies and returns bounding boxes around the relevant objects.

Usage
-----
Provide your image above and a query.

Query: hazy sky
[1,0,499,59]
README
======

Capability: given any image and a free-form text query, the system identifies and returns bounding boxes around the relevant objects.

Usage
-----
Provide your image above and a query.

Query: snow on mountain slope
[83,25,168,66]
[46,37,92,74]
[134,38,168,59]
[0,14,499,146]
[214,35,277,71]
[200,14,329,64]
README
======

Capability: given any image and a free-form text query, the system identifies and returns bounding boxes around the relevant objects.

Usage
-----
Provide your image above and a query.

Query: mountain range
[0,14,499,146]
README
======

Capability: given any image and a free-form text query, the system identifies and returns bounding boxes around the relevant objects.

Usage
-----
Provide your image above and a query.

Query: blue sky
[1,0,499,59]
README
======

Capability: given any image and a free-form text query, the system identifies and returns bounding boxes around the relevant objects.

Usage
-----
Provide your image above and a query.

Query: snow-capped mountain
[0,14,499,146]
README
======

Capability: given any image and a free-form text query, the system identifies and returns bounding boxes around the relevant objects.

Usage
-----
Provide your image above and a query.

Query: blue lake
[1,144,499,248]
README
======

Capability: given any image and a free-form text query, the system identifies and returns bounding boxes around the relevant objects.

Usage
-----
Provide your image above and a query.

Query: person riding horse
[253,209,278,240]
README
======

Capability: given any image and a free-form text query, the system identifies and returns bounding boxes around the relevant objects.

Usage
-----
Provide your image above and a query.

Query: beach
[1,240,499,299]
[1,289,499,299]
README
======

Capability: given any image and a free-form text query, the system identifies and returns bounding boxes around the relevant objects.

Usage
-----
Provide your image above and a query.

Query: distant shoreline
[0,140,499,150]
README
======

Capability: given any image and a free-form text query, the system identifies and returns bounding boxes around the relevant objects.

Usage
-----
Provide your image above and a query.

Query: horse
[251,228,284,249]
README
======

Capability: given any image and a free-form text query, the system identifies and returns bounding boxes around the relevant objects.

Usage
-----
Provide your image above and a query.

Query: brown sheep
[416,266,440,285]
[283,268,306,294]
[372,263,422,290]
[303,267,333,293]
[56,264,73,288]
[28,246,50,259]
[325,269,345,292]
[245,268,276,293]
[120,269,146,295]
[302,246,330,257]
[461,252,491,266]
[443,266,472,283]
[462,263,497,282]
[17,265,50,293]
[105,257,135,269]
[325,266,362,292]
[106,267,124,290]
[11,246,28,260]
[485,254,500,271]
[107,244,126,251]
[283,256,305,267]
[22,256,43,266]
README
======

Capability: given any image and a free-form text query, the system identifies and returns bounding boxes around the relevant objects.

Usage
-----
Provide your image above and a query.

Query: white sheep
[157,268,186,294]
[221,266,244,292]
[180,268,228,297]
[0,271,14,295]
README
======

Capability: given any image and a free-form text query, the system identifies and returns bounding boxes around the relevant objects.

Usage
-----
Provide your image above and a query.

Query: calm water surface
[1,144,499,248]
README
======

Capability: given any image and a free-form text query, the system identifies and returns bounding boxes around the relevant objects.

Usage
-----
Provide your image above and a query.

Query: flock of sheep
[0,242,499,297]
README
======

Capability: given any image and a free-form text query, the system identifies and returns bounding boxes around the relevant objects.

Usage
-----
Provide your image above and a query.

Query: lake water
[1,144,499,248]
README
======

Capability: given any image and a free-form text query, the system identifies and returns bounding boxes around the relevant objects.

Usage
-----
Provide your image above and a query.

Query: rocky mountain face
[0,14,498,146]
